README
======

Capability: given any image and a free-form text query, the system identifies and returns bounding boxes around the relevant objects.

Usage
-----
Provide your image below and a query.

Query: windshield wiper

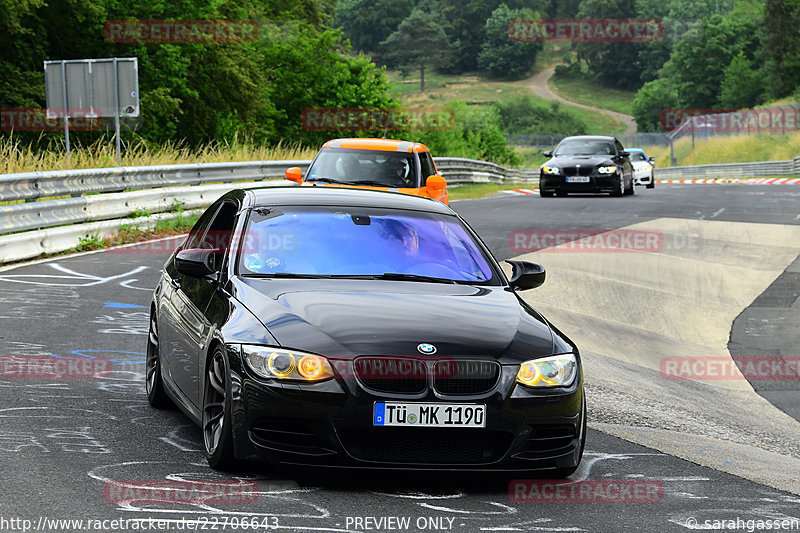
[348,180,394,187]
[305,177,347,184]
[370,273,458,284]
[241,273,330,279]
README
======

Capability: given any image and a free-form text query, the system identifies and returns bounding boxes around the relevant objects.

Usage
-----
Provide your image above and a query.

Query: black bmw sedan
[539,135,635,197]
[146,187,585,475]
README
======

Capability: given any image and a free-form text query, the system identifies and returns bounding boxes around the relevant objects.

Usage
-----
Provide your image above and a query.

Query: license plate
[373,402,486,428]
[566,176,590,183]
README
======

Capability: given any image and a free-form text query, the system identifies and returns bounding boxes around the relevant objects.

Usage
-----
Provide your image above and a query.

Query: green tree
[661,0,763,108]
[574,0,644,90]
[632,78,678,131]
[718,52,763,109]
[477,4,543,79]
[0,0,395,148]
[335,0,416,53]
[762,0,800,100]
[381,7,452,92]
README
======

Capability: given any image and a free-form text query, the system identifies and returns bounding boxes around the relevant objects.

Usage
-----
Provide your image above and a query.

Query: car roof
[244,185,453,214]
[558,135,617,143]
[627,148,645,153]
[322,138,431,153]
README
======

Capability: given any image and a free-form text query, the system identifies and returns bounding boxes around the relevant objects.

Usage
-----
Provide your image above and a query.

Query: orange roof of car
[321,138,431,153]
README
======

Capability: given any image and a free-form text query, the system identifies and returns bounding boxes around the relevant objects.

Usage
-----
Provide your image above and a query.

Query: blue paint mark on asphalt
[104,302,147,309]
[44,350,146,365]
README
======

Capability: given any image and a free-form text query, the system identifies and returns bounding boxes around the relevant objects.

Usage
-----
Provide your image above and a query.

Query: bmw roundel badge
[417,343,437,355]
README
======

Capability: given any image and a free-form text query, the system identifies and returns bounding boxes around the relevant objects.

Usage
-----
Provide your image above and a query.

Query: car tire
[551,398,587,478]
[203,347,236,470]
[610,176,624,197]
[146,313,170,408]
[626,175,635,195]
[646,172,655,189]
[539,189,554,197]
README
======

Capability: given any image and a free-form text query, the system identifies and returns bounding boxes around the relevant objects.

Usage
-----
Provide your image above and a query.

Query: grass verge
[71,209,200,254]
[0,135,317,175]
[449,182,533,200]
[642,131,800,167]
[550,73,635,116]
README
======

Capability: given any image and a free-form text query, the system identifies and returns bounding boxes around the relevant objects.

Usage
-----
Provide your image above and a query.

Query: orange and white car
[285,138,448,204]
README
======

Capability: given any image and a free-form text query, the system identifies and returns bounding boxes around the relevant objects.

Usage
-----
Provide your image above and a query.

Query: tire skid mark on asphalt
[0,263,148,287]
[88,461,332,521]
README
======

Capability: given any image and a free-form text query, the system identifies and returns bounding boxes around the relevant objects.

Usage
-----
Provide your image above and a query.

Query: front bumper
[540,173,621,194]
[226,346,584,471]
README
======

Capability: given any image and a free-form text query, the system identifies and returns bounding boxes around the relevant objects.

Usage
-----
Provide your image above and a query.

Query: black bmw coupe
[539,135,635,197]
[146,187,585,475]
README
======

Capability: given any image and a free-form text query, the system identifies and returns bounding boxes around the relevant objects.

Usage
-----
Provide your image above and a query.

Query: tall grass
[642,131,800,167]
[0,134,318,175]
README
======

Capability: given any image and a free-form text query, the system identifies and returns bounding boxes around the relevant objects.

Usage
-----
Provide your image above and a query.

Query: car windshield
[555,140,615,156]
[306,148,417,188]
[630,152,646,161]
[238,206,497,284]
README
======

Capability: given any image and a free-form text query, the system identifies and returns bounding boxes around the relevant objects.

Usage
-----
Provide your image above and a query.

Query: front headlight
[541,166,560,175]
[516,354,577,388]
[243,345,334,382]
[597,165,617,174]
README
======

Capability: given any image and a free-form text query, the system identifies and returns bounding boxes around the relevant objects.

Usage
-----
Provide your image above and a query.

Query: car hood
[229,277,557,363]
[545,155,614,167]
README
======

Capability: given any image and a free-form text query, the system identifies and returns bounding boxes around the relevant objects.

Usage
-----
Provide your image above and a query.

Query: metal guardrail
[0,157,536,263]
[0,154,797,264]
[654,156,800,180]
[0,160,311,202]
[0,158,537,236]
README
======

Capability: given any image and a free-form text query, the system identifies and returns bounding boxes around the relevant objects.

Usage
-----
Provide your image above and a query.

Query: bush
[404,102,520,166]
[495,96,587,136]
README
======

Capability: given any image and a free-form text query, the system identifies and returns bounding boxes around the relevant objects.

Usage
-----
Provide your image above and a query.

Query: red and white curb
[504,189,539,195]
[500,177,800,195]
[656,177,800,184]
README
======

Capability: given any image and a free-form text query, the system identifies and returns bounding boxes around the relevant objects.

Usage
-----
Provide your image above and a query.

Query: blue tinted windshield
[238,207,497,284]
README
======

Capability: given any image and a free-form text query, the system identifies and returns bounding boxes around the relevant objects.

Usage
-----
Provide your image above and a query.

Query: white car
[628,148,655,189]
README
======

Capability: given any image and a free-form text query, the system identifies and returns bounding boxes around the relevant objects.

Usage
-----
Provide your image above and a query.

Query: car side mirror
[285,167,303,184]
[175,248,218,278]
[543,150,553,157]
[506,260,546,291]
[648,157,656,164]
[426,174,447,191]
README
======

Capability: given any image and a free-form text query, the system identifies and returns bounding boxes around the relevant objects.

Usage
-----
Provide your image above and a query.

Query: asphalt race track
[1,184,799,532]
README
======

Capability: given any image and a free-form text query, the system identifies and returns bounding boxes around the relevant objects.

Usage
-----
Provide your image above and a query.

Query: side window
[202,201,239,271]
[419,152,437,183]
[184,202,222,249]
